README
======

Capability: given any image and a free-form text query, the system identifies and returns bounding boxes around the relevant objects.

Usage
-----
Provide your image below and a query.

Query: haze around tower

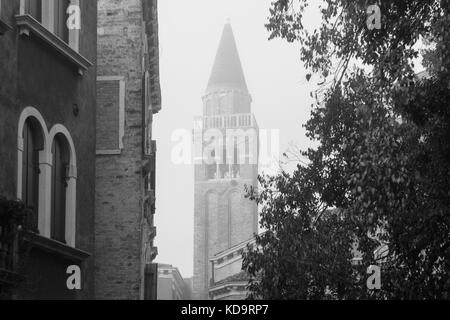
[154,0,323,278]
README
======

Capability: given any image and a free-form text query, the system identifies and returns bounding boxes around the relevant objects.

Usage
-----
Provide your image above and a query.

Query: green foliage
[244,0,450,299]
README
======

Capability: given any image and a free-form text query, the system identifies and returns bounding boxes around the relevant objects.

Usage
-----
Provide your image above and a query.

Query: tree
[243,0,450,299]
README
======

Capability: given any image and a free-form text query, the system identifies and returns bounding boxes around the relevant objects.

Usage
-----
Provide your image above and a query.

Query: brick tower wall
[95,0,145,300]
[193,177,258,300]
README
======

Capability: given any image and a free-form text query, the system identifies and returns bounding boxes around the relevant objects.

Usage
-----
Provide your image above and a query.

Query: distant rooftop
[214,271,249,286]
[416,70,430,80]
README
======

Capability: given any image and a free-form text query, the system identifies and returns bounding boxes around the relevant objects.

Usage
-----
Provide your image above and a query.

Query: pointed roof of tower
[206,23,249,94]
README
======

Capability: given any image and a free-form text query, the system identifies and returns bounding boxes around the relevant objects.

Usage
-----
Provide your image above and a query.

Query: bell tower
[193,22,259,300]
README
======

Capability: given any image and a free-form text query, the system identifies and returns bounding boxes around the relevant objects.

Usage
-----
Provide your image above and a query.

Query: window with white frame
[24,0,43,23]
[18,108,78,248]
[21,117,45,231]
[51,133,70,243]
[48,125,77,247]
[96,76,125,155]
[21,0,79,50]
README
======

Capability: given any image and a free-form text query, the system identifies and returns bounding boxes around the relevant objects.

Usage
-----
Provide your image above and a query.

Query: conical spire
[206,23,249,94]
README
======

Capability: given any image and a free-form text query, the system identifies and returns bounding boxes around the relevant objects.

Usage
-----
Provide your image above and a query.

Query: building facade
[157,264,190,300]
[0,0,97,299]
[209,238,255,300]
[193,22,259,300]
[95,0,161,300]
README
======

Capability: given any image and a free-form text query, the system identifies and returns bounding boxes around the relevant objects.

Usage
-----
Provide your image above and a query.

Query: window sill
[21,231,91,263]
[96,149,122,156]
[15,14,92,75]
[0,18,12,35]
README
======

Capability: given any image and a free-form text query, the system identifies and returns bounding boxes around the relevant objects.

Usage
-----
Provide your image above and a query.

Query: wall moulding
[15,14,92,75]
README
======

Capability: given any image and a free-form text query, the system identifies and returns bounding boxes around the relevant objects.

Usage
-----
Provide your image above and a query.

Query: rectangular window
[96,76,126,154]
[24,0,73,44]
[55,0,70,43]
[26,0,42,22]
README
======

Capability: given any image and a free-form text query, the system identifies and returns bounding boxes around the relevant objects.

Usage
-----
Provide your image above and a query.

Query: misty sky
[154,0,322,278]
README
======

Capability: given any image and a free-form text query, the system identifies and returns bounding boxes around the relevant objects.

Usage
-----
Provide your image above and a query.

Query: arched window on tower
[230,191,245,247]
[218,95,227,114]
[232,137,240,179]
[51,134,70,243]
[245,136,250,165]
[220,135,230,179]
[205,99,212,116]
[206,150,218,180]
[22,118,44,231]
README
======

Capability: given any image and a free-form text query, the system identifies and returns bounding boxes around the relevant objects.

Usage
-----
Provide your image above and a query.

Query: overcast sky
[154,0,321,278]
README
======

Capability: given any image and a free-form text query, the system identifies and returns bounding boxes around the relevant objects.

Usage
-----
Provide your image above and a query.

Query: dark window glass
[150,155,156,191]
[232,139,240,178]
[55,0,70,43]
[206,150,217,180]
[26,0,42,22]
[51,135,68,243]
[22,120,40,230]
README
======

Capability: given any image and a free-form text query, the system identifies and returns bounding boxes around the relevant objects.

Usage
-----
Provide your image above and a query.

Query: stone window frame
[96,76,126,155]
[16,0,92,75]
[19,0,79,49]
[17,107,78,248]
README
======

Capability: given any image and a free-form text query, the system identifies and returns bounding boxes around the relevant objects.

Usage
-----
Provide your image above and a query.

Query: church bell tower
[193,22,259,300]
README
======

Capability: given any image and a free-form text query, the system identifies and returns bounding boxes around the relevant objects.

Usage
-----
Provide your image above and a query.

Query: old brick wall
[95,0,145,300]
[193,174,258,299]
[0,0,19,201]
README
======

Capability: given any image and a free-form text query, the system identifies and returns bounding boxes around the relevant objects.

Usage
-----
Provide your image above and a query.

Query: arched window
[232,137,240,178]
[48,125,77,247]
[206,192,219,286]
[220,136,229,179]
[18,109,77,246]
[218,95,226,114]
[18,107,49,236]
[51,134,70,243]
[22,118,45,230]
[230,191,244,247]
[206,150,217,180]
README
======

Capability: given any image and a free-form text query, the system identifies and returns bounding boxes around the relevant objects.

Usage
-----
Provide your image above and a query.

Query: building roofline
[143,0,162,114]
